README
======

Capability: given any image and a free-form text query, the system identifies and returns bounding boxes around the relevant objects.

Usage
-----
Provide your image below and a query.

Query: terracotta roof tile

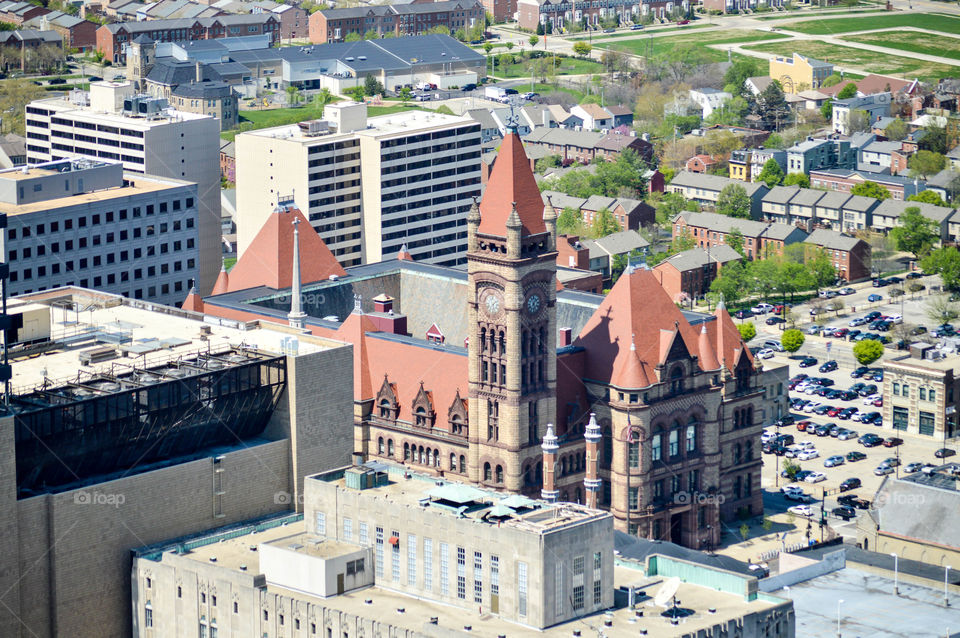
[180,289,204,313]
[229,205,346,291]
[211,264,230,296]
[335,310,378,400]
[610,338,650,389]
[478,132,546,237]
[698,323,720,371]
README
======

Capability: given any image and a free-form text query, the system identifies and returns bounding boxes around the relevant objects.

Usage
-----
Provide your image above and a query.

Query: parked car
[883,457,901,467]
[837,494,870,509]
[867,293,883,302]
[804,471,827,483]
[762,340,784,352]
[846,451,867,462]
[797,449,820,461]
[832,505,857,521]
[883,437,903,448]
[872,279,888,288]
[839,477,862,491]
[788,504,814,517]
[807,325,824,335]
[799,357,818,368]
[819,360,838,373]
[751,303,774,314]
[837,429,858,441]
[461,83,477,91]
[824,455,845,467]
[796,420,813,432]
[935,448,957,458]
[734,309,754,319]
[874,464,895,476]
[757,348,775,359]
[903,462,925,474]
[630,23,644,29]
[766,316,786,326]
[838,287,855,295]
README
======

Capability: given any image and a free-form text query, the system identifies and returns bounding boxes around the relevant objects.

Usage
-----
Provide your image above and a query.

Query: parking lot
[743,273,960,542]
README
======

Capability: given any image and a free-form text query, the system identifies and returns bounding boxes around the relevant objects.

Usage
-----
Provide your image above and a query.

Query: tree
[347,86,365,102]
[727,228,746,257]
[427,25,451,35]
[850,181,892,200]
[716,183,751,219]
[783,172,810,188]
[821,74,844,88]
[738,321,756,341]
[572,42,592,57]
[757,158,785,188]
[649,43,710,83]
[703,129,743,159]
[927,293,960,324]
[529,35,539,47]
[363,29,378,40]
[781,329,805,353]
[285,85,300,106]
[805,247,837,290]
[723,58,762,96]
[908,190,946,207]
[344,31,361,42]
[506,42,514,50]
[890,207,938,258]
[483,42,494,54]
[885,118,908,142]
[399,86,412,102]
[710,261,748,306]
[848,109,871,134]
[920,122,948,155]
[590,208,621,238]
[739,523,750,541]
[922,248,960,291]
[670,228,695,253]
[0,79,45,135]
[837,82,858,100]
[755,81,789,131]
[828,298,845,316]
[853,339,884,365]
[908,150,946,179]
[763,133,785,150]
[454,28,467,41]
[557,207,586,236]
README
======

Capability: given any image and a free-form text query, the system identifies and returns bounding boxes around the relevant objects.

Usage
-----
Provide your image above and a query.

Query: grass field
[495,55,605,78]
[755,7,887,20]
[745,39,959,81]
[221,102,420,141]
[570,23,708,41]
[843,30,960,61]
[779,12,960,35]
[596,29,790,61]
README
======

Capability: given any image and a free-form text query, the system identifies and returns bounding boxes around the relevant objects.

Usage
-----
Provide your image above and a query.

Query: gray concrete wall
[759,549,846,592]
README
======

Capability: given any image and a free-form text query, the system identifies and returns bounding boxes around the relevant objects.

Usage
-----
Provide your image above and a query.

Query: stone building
[881,353,960,441]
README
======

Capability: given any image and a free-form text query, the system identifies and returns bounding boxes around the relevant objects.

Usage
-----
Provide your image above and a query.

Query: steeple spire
[288,217,307,330]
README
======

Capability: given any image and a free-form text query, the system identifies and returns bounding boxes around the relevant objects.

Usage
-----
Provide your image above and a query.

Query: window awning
[388,535,399,545]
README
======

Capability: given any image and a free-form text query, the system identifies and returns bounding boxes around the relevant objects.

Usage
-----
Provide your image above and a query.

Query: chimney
[559,327,572,347]
[195,60,202,83]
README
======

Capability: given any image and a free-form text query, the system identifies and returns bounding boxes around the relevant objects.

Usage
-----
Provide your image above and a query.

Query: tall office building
[236,102,482,267]
[0,159,199,306]
[24,82,221,294]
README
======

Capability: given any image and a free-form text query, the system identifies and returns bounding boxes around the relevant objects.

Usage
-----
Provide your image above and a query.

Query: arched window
[734,443,742,465]
[426,448,433,466]
[403,442,411,461]
[483,462,492,481]
[686,418,697,453]
[495,465,503,483]
[535,463,542,485]
[560,457,567,476]
[415,406,427,427]
[387,439,394,457]
[418,446,425,464]
[450,453,457,471]
[460,455,466,473]
[488,330,495,353]
[451,414,465,436]
[561,490,569,502]
[378,437,385,454]
[523,463,532,486]
[539,327,546,353]
[434,449,441,468]
[379,399,392,419]
[480,327,486,352]
[498,331,506,355]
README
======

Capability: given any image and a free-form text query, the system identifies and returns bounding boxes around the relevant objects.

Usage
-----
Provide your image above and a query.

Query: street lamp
[891,552,899,595]
[774,403,784,487]
[836,599,844,638]
[946,565,952,607]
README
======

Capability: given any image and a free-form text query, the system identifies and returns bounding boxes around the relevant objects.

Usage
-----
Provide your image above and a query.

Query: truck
[484,86,518,103]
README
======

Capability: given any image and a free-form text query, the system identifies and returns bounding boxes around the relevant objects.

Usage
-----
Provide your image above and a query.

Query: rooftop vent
[209,556,217,563]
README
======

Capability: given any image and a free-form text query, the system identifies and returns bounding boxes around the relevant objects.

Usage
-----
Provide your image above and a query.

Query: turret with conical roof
[543,195,557,252]
[506,202,523,259]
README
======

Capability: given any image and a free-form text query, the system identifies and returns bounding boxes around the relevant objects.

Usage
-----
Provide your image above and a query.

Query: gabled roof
[804,229,863,252]
[655,245,741,273]
[873,199,955,224]
[589,230,649,256]
[228,203,346,291]
[669,171,767,197]
[477,131,546,237]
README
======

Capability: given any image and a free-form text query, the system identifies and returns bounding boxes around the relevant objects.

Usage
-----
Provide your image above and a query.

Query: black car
[865,311,882,321]
[846,329,862,341]
[935,448,957,458]
[735,309,754,319]
[872,278,889,287]
[858,384,878,397]
[851,366,869,378]
[839,477,862,491]
[814,424,832,436]
[906,272,924,279]
[48,77,66,85]
[911,325,928,335]
[799,357,818,368]
[791,373,809,382]
[862,436,883,447]
[832,505,857,520]
[767,316,786,325]
[837,494,870,509]
[841,391,858,401]
[817,377,835,387]
[887,276,903,284]
[819,360,838,373]
[846,451,867,462]
[869,370,884,382]
[775,433,795,446]
[461,83,477,91]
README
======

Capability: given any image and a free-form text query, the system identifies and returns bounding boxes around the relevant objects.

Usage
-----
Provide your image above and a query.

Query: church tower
[466,126,558,492]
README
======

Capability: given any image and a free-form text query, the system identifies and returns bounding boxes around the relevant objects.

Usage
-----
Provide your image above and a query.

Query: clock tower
[466,129,558,492]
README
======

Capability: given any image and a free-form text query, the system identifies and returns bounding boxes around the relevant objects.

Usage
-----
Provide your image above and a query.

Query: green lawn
[779,11,960,34]
[596,29,791,61]
[755,7,887,20]
[569,23,708,41]
[843,30,960,61]
[496,55,605,78]
[221,101,420,141]
[745,39,960,82]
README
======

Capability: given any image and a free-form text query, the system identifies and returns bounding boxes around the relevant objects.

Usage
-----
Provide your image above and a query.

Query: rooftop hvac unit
[139,97,168,116]
[298,119,329,136]
[123,95,144,115]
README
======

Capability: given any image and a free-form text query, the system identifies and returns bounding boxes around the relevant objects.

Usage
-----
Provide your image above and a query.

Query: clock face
[481,289,502,317]
[526,293,542,315]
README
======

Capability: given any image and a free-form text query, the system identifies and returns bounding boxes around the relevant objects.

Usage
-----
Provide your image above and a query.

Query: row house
[667,171,769,218]
[96,13,279,63]
[809,168,923,201]
[702,0,784,14]
[762,185,888,234]
[859,139,914,176]
[0,29,61,69]
[652,244,742,303]
[802,229,871,282]
[728,148,786,182]
[815,191,879,234]
[872,199,956,243]
[309,0,483,44]
[672,211,807,260]
[542,190,655,232]
[25,10,97,50]
[523,126,652,164]
[760,185,826,232]
[0,1,49,26]
[517,0,677,31]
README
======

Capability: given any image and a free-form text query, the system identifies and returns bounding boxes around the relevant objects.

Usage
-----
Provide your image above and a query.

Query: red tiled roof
[713,302,753,370]
[211,264,229,296]
[478,131,546,237]
[574,268,702,385]
[335,310,378,400]
[698,323,720,371]
[180,289,204,313]
[610,338,651,389]
[228,205,346,291]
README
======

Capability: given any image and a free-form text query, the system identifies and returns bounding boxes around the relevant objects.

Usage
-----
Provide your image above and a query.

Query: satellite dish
[653,577,681,608]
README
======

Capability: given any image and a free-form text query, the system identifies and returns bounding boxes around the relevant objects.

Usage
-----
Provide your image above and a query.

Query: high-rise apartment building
[0,158,199,306]
[24,81,221,294]
[236,102,482,267]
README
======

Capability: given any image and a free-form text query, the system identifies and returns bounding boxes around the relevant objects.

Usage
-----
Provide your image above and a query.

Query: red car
[827,407,841,417]
[883,437,903,447]
[677,19,690,24]
[832,328,848,338]
[873,398,883,407]
[797,420,812,432]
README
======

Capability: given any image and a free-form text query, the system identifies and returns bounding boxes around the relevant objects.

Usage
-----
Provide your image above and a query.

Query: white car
[837,430,858,441]
[804,471,827,483]
[805,385,823,395]
[761,430,777,443]
[795,381,812,392]
[788,504,814,517]
[803,401,823,413]
[757,348,775,359]
[863,394,881,405]
[797,449,820,461]
[751,303,774,314]
[794,441,815,450]
[889,314,903,324]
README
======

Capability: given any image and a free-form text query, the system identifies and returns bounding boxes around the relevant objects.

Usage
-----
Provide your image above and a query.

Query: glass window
[315,512,326,536]
[893,406,909,431]
[628,440,639,468]
[669,429,679,457]
[686,423,696,452]
[919,411,935,436]
[651,434,661,461]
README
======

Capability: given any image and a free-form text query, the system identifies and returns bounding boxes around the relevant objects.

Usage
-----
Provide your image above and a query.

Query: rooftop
[244,109,474,142]
[32,90,214,127]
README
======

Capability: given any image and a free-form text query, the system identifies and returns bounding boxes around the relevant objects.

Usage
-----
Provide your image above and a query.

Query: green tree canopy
[529,35,539,47]
[755,80,789,129]
[0,79,45,135]
[363,30,378,39]
[907,190,947,207]
[885,118,908,142]
[926,293,960,324]
[850,181,892,200]
[557,207,586,236]
[572,42,592,57]
[821,73,844,88]
[890,207,939,258]
[853,339,884,365]
[716,183,751,219]
[727,228,746,257]
[710,261,748,306]
[590,208,621,238]
[757,158,784,188]
[908,150,947,179]
[363,75,384,96]
[783,172,810,188]
[921,248,960,291]
[920,122,948,155]
[836,82,858,99]
[344,31,361,42]
[781,329,804,353]
[737,321,756,341]
[723,58,762,96]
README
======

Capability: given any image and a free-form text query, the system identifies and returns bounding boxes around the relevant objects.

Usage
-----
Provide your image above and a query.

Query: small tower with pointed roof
[583,412,602,509]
